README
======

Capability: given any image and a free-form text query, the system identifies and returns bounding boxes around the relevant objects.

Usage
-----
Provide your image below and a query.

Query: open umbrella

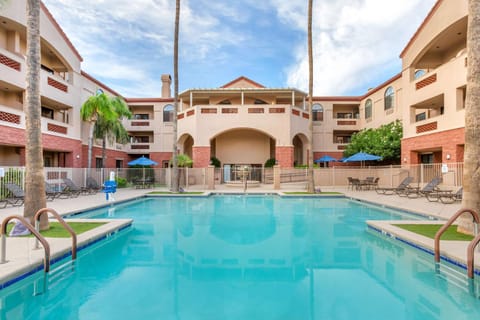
[128,156,158,166]
[128,156,158,187]
[343,152,382,166]
[314,155,337,163]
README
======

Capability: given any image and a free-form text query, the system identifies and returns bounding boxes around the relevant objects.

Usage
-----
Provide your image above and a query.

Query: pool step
[435,263,470,290]
[32,260,76,295]
[47,260,76,288]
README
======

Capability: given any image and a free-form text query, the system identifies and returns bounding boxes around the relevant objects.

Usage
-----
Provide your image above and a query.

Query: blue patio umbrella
[343,152,382,164]
[314,155,337,163]
[128,156,158,166]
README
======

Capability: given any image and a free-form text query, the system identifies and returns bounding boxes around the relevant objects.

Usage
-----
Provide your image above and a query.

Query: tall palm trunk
[306,0,315,193]
[459,0,480,234]
[171,0,180,192]
[87,122,95,176]
[24,0,47,229]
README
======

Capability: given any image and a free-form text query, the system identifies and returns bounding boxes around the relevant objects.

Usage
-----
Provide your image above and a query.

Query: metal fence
[0,163,464,199]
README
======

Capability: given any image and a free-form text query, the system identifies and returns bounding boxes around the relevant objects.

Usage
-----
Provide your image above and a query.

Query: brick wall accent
[0,111,21,124]
[415,73,437,90]
[47,77,68,92]
[292,109,300,116]
[416,121,437,133]
[269,108,285,113]
[47,122,68,134]
[275,146,294,168]
[149,152,173,167]
[192,146,211,168]
[401,127,464,164]
[0,53,21,71]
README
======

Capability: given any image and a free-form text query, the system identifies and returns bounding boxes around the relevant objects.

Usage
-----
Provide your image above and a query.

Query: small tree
[344,120,402,163]
[93,96,132,169]
[80,93,116,175]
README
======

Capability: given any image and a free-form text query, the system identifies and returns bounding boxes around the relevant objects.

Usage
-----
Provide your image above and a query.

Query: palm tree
[80,92,116,176]
[24,0,48,229]
[171,0,180,192]
[306,0,315,193]
[93,97,132,169]
[458,0,480,234]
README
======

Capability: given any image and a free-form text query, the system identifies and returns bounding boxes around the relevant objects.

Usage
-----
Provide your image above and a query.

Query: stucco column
[206,165,215,190]
[275,146,294,168]
[273,165,280,190]
[192,146,211,168]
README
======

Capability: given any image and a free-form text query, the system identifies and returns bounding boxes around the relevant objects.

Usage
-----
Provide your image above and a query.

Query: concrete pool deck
[0,184,479,288]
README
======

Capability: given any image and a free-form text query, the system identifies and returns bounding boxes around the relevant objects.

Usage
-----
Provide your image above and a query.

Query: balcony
[0,48,25,88]
[123,119,154,131]
[124,143,152,153]
[40,70,74,106]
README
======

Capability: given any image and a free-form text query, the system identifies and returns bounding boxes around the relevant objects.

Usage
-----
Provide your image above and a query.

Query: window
[95,157,103,168]
[414,70,426,79]
[312,104,324,121]
[365,99,372,119]
[384,86,394,110]
[415,112,426,122]
[134,114,149,120]
[116,160,123,168]
[41,107,54,119]
[163,104,174,122]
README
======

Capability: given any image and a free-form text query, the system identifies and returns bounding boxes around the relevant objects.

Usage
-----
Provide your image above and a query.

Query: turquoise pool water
[1,195,479,319]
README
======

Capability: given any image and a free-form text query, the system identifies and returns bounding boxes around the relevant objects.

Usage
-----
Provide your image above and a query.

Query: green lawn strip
[6,222,106,238]
[393,224,474,241]
[283,191,343,195]
[148,191,204,195]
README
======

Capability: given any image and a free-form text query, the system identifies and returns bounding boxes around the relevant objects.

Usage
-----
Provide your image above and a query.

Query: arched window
[365,99,372,119]
[414,69,426,79]
[384,86,394,110]
[254,99,267,104]
[312,103,323,121]
[163,104,174,122]
[218,99,231,105]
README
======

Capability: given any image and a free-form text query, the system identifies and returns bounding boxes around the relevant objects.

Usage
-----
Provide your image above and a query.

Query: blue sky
[42,0,437,98]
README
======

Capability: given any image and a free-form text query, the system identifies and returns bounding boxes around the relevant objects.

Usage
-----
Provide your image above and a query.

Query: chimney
[161,74,172,98]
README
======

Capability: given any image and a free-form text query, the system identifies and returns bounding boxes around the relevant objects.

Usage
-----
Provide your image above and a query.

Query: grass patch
[148,191,204,195]
[283,191,343,195]
[6,221,106,238]
[393,224,474,241]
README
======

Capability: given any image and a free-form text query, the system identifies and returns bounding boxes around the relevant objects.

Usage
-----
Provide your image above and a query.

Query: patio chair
[425,187,462,203]
[45,181,70,200]
[4,183,25,206]
[86,177,102,194]
[402,176,443,198]
[62,178,86,197]
[375,176,414,195]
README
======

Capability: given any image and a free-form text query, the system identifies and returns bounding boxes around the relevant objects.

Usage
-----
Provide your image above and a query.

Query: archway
[178,134,194,158]
[292,133,309,166]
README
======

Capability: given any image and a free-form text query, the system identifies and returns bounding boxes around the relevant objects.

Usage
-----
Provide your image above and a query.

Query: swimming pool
[1,195,479,319]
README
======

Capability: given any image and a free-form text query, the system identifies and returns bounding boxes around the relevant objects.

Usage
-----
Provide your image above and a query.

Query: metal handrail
[0,215,51,272]
[34,208,77,260]
[434,208,480,263]
[467,233,480,278]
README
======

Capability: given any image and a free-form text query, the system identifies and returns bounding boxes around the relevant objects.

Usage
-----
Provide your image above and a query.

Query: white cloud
[284,0,437,95]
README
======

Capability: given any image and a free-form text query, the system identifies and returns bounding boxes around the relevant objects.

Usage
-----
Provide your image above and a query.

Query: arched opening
[211,128,275,182]
[178,134,194,158]
[293,134,309,166]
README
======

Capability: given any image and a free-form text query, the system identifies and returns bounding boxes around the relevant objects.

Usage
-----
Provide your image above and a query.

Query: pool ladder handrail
[434,208,480,278]
[467,233,480,278]
[0,215,51,272]
[34,208,77,260]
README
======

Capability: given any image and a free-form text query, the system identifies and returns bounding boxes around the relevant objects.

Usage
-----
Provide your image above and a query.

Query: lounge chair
[86,177,102,194]
[375,176,414,195]
[45,181,70,200]
[402,176,443,198]
[62,178,86,197]
[4,183,25,206]
[426,187,463,204]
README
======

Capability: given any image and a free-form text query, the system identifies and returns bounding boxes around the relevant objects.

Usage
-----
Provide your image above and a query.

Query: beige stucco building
[0,0,469,170]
